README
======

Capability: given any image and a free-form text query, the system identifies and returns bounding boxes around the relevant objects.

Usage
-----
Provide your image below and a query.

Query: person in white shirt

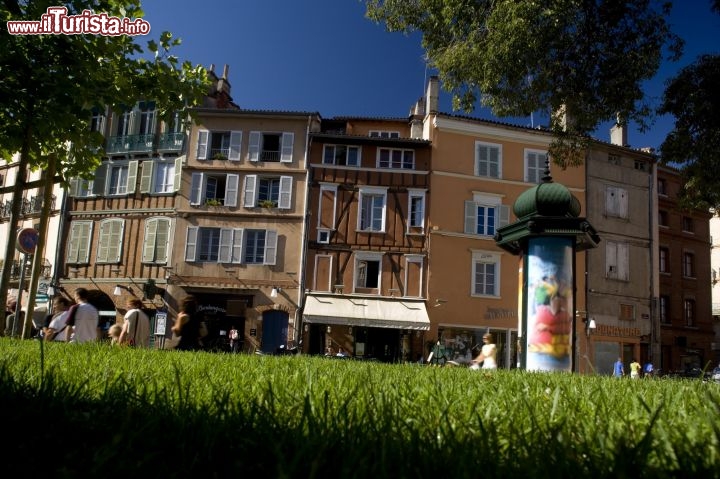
[44,297,72,342]
[119,298,150,347]
[65,288,99,343]
[470,333,498,370]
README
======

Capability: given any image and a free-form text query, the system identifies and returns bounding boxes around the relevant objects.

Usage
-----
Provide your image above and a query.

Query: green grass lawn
[1,339,718,478]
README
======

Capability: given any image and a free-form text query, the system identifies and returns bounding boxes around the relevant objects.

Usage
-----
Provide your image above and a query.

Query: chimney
[216,64,232,97]
[610,115,628,147]
[553,104,576,132]
[425,76,439,114]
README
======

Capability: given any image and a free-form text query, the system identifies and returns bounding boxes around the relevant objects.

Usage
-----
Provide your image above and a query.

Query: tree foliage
[0,0,209,178]
[659,54,720,210]
[365,0,682,167]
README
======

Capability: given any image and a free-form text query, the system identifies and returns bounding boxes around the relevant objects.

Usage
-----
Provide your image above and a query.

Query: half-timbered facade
[302,117,432,361]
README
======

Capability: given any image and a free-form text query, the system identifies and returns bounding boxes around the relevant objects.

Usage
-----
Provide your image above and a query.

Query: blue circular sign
[16,228,39,254]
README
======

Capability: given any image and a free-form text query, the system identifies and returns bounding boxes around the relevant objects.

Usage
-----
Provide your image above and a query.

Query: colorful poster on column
[525,237,573,371]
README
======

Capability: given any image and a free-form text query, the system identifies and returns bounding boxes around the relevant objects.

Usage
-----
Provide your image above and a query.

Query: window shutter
[67,223,81,262]
[606,187,616,216]
[79,222,92,263]
[109,220,124,262]
[499,205,510,227]
[128,109,138,135]
[140,161,153,193]
[218,228,233,263]
[264,230,278,265]
[243,175,257,207]
[97,221,110,262]
[190,173,203,205]
[231,228,243,264]
[196,130,209,160]
[69,178,79,197]
[143,219,158,262]
[606,242,617,278]
[278,176,292,209]
[476,145,488,176]
[489,147,500,178]
[224,174,239,207]
[464,201,477,234]
[228,131,242,161]
[280,132,294,163]
[248,132,260,161]
[619,189,628,219]
[155,219,169,263]
[173,157,183,192]
[618,243,629,281]
[185,227,198,261]
[92,163,108,196]
[126,161,138,194]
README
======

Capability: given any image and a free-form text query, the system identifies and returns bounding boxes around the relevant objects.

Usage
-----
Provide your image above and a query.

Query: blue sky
[141,0,719,152]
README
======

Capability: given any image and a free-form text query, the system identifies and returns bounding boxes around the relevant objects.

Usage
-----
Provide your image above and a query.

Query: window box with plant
[258,199,277,208]
[212,152,228,161]
[205,198,223,207]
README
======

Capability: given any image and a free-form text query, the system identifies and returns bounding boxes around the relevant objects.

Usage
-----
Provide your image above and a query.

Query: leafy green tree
[659,54,720,210]
[0,0,209,330]
[365,0,682,167]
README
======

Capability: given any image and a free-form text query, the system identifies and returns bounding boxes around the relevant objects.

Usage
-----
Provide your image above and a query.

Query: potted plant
[212,152,228,161]
[205,198,222,207]
[258,199,277,208]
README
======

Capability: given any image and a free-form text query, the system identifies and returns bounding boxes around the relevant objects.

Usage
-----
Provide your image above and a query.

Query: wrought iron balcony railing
[106,134,155,154]
[0,195,57,219]
[157,132,185,151]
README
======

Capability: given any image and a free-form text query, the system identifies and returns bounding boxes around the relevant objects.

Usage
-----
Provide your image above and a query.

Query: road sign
[16,228,39,254]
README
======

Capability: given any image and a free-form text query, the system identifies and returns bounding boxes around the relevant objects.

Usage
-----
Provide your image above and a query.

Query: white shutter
[606,242,617,278]
[278,176,292,209]
[264,230,278,265]
[155,219,170,263]
[190,173,203,205]
[231,228,243,264]
[218,228,233,263]
[143,219,158,262]
[619,188,628,219]
[126,160,138,194]
[69,178,80,197]
[92,163,108,196]
[280,132,294,163]
[67,223,81,262]
[618,243,629,281]
[185,227,198,261]
[606,187,616,216]
[224,174,239,207]
[476,145,488,176]
[228,131,242,161]
[243,175,257,208]
[79,222,92,263]
[464,201,477,234]
[489,147,500,178]
[140,161,153,193]
[173,157,183,192]
[248,132,260,162]
[499,205,510,227]
[196,130,209,160]
[111,220,124,262]
[97,220,110,262]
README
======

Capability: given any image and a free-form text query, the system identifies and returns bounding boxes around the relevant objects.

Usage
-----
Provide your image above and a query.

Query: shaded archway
[260,309,289,354]
[86,289,118,334]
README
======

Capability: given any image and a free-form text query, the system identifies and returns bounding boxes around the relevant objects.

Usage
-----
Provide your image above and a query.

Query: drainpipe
[295,115,313,348]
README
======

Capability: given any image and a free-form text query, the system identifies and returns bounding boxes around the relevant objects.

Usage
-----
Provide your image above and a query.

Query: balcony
[158,132,185,152]
[106,134,155,154]
[0,195,57,219]
[260,150,280,162]
[0,258,52,280]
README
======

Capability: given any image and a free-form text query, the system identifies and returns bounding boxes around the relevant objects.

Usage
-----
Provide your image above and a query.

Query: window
[137,101,156,135]
[606,241,629,281]
[248,131,294,162]
[317,229,331,244]
[185,227,277,265]
[606,186,628,219]
[69,178,95,197]
[682,216,694,233]
[354,252,383,292]
[683,252,695,278]
[657,178,667,195]
[323,145,360,166]
[634,160,646,171]
[407,189,426,233]
[242,175,292,209]
[464,195,509,236]
[369,130,399,138]
[317,184,338,230]
[684,299,696,327]
[377,148,414,169]
[404,255,424,297]
[96,218,124,263]
[472,251,500,297]
[658,210,668,227]
[66,221,93,264]
[196,130,241,161]
[142,217,170,263]
[115,109,132,136]
[90,107,105,133]
[190,172,239,207]
[619,303,635,321]
[659,247,669,273]
[608,154,621,166]
[358,187,387,232]
[659,295,670,324]
[525,149,547,183]
[140,158,182,194]
[91,161,138,196]
[475,142,501,178]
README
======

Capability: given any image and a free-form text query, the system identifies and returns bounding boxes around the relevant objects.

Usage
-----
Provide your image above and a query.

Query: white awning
[303,294,430,330]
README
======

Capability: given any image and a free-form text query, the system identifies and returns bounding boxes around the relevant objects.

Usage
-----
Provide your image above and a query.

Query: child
[108,324,123,345]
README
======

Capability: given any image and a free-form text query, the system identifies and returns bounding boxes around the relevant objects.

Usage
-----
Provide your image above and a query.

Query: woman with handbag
[119,298,151,347]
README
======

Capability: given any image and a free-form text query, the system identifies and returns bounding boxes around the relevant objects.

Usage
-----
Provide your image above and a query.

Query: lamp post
[495,163,600,372]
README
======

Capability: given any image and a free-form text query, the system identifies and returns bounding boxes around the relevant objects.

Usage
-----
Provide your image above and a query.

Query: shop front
[431,326,519,369]
[302,293,430,362]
